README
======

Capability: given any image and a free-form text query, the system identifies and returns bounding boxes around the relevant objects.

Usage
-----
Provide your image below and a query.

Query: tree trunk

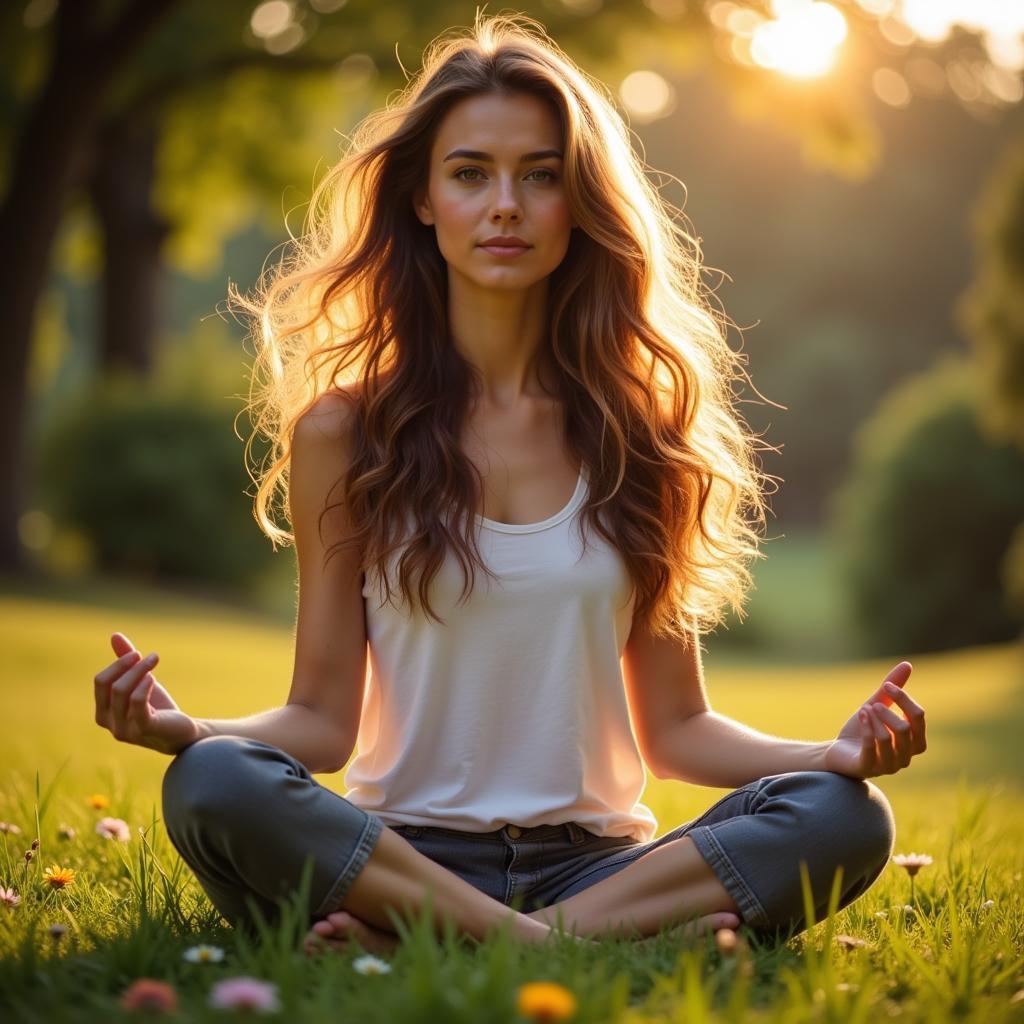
[91,117,170,376]
[0,49,105,575]
[0,0,178,575]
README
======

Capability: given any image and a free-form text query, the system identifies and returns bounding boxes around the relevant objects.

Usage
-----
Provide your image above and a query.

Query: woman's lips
[479,244,531,257]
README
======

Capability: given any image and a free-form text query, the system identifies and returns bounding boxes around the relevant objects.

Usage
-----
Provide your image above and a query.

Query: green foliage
[827,353,1024,656]
[35,372,274,589]
[956,135,1024,453]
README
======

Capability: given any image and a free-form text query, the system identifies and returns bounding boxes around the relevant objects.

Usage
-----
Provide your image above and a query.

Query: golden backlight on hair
[229,11,777,641]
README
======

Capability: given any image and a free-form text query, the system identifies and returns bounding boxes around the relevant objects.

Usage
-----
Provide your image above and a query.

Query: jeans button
[505,824,522,839]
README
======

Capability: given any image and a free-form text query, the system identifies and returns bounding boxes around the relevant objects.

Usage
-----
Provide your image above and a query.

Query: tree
[2,0,1019,575]
[956,135,1024,452]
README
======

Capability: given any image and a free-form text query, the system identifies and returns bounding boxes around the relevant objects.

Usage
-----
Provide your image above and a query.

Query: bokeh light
[619,70,676,123]
[872,66,912,107]
[250,1,293,40]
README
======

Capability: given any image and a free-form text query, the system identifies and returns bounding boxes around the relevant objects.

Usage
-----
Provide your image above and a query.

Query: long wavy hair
[231,11,777,643]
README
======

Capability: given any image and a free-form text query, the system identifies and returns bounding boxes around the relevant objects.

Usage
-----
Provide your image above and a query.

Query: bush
[826,353,1024,656]
[36,373,276,589]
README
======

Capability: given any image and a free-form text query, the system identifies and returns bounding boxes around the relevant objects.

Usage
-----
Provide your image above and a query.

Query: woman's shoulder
[298,385,363,444]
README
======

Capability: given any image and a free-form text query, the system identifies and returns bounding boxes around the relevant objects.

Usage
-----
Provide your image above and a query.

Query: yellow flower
[42,865,76,889]
[516,981,578,1022]
[86,794,109,810]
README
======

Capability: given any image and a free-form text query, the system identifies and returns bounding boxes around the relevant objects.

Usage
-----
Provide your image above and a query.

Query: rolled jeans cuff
[688,823,771,929]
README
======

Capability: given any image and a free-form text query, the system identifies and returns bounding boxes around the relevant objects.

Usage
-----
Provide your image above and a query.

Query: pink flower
[95,817,131,842]
[208,977,281,1014]
[0,886,21,908]
[119,978,179,1013]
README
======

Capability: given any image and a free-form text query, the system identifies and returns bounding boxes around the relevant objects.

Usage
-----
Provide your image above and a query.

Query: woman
[93,13,926,956]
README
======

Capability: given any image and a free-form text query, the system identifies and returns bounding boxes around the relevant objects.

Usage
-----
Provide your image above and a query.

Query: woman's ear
[413,186,434,226]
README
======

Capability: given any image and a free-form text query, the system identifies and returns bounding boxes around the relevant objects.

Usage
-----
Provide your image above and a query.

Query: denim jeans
[161,735,896,943]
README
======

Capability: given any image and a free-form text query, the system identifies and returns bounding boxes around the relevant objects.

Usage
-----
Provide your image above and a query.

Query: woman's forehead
[432,93,562,157]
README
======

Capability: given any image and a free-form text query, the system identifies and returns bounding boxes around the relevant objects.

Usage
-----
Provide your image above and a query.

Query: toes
[675,913,739,940]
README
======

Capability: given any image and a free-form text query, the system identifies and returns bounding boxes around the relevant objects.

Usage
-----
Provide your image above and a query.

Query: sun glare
[708,0,1024,92]
[749,1,848,79]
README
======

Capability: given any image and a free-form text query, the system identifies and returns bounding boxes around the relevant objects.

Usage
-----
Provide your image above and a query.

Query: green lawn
[1,573,1022,1022]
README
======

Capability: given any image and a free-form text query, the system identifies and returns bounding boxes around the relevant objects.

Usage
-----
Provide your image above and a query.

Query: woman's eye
[453,168,558,183]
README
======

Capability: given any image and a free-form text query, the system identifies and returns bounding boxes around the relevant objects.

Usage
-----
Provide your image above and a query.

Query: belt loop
[566,822,585,845]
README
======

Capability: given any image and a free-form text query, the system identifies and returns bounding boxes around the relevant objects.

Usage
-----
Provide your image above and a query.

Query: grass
[0,568,1022,1022]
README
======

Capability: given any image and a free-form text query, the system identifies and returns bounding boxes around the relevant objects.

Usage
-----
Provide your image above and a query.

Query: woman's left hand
[823,661,927,780]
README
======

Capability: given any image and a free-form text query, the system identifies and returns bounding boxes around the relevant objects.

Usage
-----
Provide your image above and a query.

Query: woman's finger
[128,673,155,729]
[865,706,895,773]
[94,651,141,719]
[871,702,913,766]
[859,709,878,774]
[109,653,158,736]
[870,662,913,707]
[883,683,927,754]
[110,633,137,658]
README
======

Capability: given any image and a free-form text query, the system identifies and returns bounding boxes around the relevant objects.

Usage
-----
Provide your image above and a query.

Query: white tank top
[343,464,658,841]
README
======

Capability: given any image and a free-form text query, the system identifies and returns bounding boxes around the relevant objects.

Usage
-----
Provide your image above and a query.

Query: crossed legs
[164,740,891,955]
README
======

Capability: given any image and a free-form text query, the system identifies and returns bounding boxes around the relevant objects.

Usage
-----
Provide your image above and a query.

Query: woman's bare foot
[529,908,741,942]
[303,910,401,957]
[666,911,742,940]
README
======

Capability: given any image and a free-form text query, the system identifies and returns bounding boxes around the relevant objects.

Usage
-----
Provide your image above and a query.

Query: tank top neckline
[476,464,588,535]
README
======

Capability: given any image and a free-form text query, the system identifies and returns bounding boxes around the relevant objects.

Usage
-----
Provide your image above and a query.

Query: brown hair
[230,11,776,642]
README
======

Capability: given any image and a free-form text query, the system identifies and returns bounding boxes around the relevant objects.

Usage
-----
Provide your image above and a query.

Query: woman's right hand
[94,632,204,756]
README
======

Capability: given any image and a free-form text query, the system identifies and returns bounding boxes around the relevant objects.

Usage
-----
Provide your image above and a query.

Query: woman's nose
[490,178,523,218]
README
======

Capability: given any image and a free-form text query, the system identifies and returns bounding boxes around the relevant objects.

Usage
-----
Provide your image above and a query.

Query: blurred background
[1,0,1023,671]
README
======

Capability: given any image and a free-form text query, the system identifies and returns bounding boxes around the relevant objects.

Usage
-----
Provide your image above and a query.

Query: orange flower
[42,865,76,889]
[85,794,109,810]
[516,981,578,1022]
[120,978,179,1013]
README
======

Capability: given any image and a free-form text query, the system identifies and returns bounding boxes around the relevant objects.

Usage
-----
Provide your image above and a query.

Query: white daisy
[183,943,225,963]
[891,852,933,877]
[352,954,392,975]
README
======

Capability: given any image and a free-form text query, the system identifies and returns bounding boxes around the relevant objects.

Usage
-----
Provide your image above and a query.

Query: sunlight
[750,1,848,79]
[899,0,1024,56]
[711,0,1024,91]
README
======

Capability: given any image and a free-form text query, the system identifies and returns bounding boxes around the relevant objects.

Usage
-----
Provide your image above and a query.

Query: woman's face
[414,90,575,291]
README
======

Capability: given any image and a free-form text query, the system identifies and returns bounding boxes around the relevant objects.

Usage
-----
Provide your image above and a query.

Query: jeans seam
[688,824,771,929]
[677,782,761,832]
[551,846,644,895]
[314,812,384,918]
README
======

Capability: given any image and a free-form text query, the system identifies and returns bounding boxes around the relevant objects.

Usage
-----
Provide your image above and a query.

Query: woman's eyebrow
[442,148,563,162]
